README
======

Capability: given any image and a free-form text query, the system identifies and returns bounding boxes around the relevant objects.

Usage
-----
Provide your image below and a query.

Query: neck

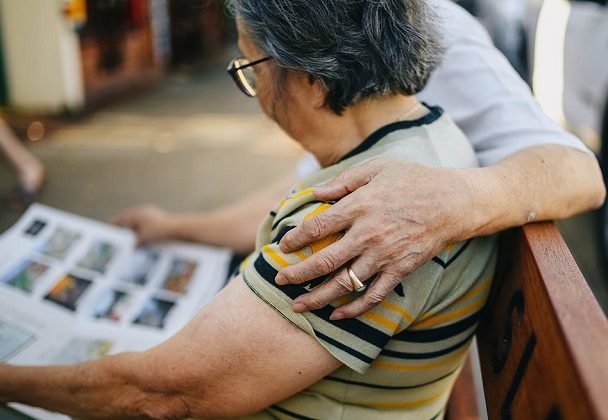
[303,95,425,167]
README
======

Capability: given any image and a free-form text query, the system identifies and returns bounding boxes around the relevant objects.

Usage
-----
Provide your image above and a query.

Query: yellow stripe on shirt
[379,300,414,323]
[362,311,399,332]
[304,203,332,220]
[263,245,290,268]
[417,275,492,323]
[361,390,445,409]
[280,188,314,209]
[413,296,486,329]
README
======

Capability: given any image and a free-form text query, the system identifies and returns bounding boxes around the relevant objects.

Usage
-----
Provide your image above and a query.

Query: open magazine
[0,204,232,419]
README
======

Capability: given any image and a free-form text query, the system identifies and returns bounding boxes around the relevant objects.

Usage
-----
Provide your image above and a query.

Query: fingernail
[292,301,306,312]
[329,311,344,321]
[275,273,287,285]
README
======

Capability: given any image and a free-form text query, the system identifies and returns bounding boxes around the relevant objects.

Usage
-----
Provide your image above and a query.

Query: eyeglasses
[227,56,272,97]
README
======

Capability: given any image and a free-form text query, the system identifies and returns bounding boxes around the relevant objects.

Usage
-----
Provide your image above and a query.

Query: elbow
[135,388,255,419]
[119,381,193,420]
[105,353,193,420]
[589,158,607,210]
[595,181,607,210]
[572,152,607,212]
[125,368,235,419]
[139,396,192,420]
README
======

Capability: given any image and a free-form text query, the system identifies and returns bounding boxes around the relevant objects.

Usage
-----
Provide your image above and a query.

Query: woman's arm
[112,175,295,252]
[0,277,341,419]
[276,145,606,318]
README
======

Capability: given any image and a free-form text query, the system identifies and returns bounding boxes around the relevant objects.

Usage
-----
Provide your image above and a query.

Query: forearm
[169,175,295,252]
[461,145,605,239]
[0,353,179,419]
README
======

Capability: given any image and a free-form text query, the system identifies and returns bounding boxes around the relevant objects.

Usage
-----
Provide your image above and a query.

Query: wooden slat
[476,223,608,420]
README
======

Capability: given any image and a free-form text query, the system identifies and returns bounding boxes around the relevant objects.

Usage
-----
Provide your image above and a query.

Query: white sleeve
[295,152,321,180]
[419,0,592,167]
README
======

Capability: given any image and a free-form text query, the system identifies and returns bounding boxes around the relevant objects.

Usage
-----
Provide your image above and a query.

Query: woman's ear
[309,77,327,109]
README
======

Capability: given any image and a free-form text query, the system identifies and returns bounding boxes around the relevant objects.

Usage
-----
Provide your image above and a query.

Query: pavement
[1,59,607,316]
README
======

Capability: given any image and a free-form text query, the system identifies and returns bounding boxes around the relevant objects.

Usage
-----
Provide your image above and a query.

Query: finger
[291,267,353,312]
[110,213,128,226]
[292,256,379,312]
[313,158,386,201]
[276,232,361,285]
[330,272,400,320]
[279,200,353,253]
[110,210,137,227]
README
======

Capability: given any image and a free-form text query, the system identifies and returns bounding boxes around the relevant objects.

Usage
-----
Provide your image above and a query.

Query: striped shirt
[242,106,497,419]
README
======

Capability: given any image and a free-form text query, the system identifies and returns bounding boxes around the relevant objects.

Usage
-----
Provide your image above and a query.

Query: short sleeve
[242,201,439,374]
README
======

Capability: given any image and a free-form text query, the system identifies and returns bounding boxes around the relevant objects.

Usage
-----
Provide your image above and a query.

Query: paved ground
[1,59,606,316]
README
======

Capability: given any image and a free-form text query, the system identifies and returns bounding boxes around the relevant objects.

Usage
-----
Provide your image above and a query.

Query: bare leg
[0,118,45,193]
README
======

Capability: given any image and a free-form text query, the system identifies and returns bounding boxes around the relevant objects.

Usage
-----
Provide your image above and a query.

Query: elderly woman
[1,0,512,418]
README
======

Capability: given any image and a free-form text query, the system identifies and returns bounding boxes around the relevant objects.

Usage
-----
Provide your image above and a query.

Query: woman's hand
[276,157,473,320]
[112,205,176,245]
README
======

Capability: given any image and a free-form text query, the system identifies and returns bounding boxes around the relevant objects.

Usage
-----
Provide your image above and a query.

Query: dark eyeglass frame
[227,56,273,97]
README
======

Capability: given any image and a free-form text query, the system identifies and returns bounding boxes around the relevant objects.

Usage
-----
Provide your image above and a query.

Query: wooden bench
[447,222,608,419]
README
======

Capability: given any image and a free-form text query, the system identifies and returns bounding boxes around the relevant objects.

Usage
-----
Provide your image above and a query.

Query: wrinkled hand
[276,157,473,319]
[111,205,175,246]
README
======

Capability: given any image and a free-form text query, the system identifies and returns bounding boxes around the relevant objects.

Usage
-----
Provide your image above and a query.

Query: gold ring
[348,267,367,292]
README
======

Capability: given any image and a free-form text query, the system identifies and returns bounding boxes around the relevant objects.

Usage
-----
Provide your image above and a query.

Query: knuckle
[364,290,385,308]
[316,252,338,274]
[280,232,296,249]
[282,266,300,283]
[306,294,326,309]
[309,217,328,239]
[334,275,354,294]
[357,260,378,278]
[399,259,419,276]
[333,170,350,184]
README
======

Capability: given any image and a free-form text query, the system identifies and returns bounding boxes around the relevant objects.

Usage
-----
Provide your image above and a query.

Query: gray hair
[230,0,444,114]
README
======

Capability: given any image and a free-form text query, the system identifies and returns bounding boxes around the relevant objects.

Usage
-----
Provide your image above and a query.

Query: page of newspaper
[0,204,232,419]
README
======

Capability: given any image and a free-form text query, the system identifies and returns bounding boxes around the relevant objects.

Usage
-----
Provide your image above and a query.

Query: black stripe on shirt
[270,405,319,420]
[252,254,391,349]
[315,330,374,364]
[380,332,475,359]
[253,250,328,295]
[324,367,459,390]
[271,225,296,244]
[429,408,445,420]
[393,311,481,343]
[432,240,473,269]
[338,104,444,163]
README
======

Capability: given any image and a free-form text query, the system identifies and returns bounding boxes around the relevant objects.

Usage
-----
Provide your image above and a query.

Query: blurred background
[0,0,606,314]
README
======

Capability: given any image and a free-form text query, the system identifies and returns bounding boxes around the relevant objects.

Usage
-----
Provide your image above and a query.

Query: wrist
[162,213,182,239]
[170,212,213,243]
[449,166,499,240]
[457,165,514,239]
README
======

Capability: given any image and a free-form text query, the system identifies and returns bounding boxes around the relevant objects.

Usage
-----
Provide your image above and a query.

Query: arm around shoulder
[461,144,605,240]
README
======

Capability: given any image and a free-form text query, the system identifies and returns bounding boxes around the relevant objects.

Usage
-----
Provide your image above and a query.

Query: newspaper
[0,204,232,419]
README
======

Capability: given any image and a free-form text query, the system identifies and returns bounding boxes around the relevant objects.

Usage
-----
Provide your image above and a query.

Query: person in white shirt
[113,0,605,319]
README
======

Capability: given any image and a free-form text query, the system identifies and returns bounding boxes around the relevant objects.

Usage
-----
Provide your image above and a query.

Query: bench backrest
[450,222,608,419]
[478,223,608,419]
